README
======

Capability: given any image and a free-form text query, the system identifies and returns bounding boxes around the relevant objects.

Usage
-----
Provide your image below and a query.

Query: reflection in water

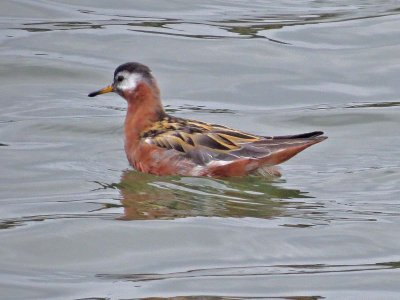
[13,3,400,41]
[131,296,323,300]
[0,170,315,229]
[99,170,312,221]
[97,260,400,299]
[100,261,398,281]
[346,101,400,109]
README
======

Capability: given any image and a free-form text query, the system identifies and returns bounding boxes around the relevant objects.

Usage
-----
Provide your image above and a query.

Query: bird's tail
[258,131,327,166]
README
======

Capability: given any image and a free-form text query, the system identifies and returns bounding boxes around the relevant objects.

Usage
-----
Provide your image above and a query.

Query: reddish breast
[128,142,196,176]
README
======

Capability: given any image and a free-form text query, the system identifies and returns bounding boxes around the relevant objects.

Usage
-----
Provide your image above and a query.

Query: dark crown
[114,62,152,78]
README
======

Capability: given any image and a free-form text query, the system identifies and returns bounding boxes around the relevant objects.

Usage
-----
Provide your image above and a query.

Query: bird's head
[88,62,156,100]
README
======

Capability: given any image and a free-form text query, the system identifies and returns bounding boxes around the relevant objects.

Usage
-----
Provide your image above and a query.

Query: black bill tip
[88,91,99,97]
[87,85,113,97]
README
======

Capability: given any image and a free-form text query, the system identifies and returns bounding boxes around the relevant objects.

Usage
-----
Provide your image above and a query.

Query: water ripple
[8,2,400,42]
[98,261,400,282]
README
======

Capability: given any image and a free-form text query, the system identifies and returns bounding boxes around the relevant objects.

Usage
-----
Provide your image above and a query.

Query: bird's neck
[124,81,165,149]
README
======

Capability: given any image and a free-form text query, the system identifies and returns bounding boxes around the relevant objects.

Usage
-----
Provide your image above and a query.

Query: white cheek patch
[116,71,143,91]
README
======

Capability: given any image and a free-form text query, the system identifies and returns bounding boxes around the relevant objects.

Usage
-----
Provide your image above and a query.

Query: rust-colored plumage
[89,62,327,177]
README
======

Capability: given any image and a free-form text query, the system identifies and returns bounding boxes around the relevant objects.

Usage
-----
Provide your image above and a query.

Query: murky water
[1,1,400,299]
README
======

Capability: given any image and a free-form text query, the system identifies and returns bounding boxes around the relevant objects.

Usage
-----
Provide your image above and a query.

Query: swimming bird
[88,62,327,177]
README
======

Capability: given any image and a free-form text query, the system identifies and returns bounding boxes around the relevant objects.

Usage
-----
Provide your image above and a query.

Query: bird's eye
[116,75,124,82]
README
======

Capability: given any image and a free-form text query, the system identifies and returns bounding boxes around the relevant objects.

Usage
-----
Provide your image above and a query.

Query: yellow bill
[88,85,113,97]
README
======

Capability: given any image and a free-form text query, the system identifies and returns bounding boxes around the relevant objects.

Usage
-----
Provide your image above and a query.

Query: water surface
[1,1,400,299]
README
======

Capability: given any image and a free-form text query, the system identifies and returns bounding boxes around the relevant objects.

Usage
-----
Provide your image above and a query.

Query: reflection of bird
[89,62,327,177]
[115,170,306,220]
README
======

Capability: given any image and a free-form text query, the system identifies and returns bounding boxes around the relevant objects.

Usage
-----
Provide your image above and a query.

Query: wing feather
[141,115,325,165]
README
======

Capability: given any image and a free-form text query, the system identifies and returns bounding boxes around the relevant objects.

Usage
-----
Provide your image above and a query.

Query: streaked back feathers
[141,114,326,166]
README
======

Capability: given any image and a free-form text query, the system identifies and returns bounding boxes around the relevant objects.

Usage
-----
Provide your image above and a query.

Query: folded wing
[141,115,327,166]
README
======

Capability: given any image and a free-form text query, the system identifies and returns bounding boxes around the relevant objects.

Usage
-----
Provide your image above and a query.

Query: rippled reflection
[98,170,313,221]
[346,101,400,109]
[12,2,400,41]
[117,295,324,300]
[98,261,399,299]
[99,261,399,282]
